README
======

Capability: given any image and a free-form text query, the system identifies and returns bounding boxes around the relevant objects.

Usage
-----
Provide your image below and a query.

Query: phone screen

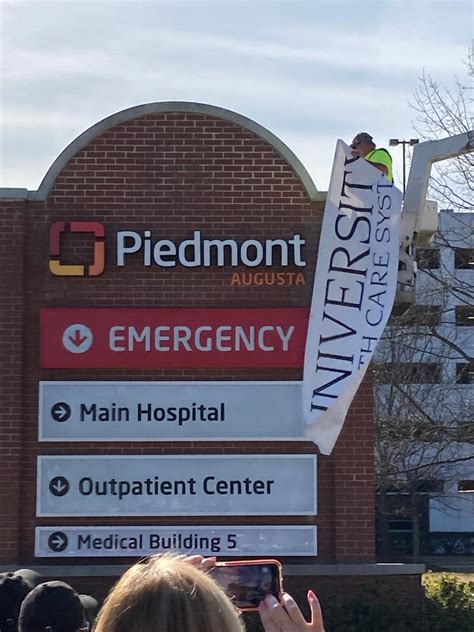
[211,562,281,610]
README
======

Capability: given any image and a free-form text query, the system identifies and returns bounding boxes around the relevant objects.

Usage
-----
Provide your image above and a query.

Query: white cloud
[4,22,465,82]
[130,26,466,76]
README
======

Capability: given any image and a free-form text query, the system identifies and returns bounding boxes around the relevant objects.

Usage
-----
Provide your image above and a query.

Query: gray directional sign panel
[37,455,317,517]
[35,525,318,557]
[39,381,304,441]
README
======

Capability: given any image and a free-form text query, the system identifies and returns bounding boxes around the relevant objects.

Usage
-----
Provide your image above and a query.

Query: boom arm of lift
[397,130,474,297]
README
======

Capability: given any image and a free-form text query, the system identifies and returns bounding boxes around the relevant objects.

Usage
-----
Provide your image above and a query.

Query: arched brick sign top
[31,101,322,201]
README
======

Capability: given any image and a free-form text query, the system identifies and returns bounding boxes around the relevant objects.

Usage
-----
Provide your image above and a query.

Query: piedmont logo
[48,223,306,285]
[49,222,105,277]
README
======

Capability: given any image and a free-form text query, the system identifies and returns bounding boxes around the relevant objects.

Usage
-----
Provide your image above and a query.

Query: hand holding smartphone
[210,559,282,611]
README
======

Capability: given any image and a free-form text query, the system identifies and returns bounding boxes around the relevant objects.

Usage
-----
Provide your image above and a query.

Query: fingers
[174,553,189,561]
[307,590,325,632]
[199,556,217,571]
[257,591,325,632]
[280,592,307,627]
[258,598,283,632]
[174,554,217,571]
[261,595,293,630]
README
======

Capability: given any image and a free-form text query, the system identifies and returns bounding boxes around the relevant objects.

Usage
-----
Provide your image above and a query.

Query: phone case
[213,559,283,611]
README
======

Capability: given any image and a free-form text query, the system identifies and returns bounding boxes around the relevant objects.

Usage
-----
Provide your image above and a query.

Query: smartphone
[210,559,283,611]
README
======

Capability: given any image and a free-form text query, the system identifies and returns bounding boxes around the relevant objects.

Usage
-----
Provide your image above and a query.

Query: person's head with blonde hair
[93,554,245,632]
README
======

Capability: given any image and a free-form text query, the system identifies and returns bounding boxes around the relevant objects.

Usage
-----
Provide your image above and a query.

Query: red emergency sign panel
[40,308,309,368]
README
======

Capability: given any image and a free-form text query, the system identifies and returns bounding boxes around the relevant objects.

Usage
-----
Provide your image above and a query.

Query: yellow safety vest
[365,148,393,183]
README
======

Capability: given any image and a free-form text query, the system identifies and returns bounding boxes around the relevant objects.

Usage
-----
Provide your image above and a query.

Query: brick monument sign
[0,102,423,601]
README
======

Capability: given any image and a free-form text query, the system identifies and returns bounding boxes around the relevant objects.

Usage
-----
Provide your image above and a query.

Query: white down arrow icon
[49,476,70,497]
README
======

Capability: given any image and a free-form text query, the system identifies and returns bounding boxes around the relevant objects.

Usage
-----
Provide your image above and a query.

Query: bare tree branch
[376,47,473,559]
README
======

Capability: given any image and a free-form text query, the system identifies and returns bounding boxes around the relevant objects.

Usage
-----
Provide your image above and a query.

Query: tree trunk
[411,492,421,562]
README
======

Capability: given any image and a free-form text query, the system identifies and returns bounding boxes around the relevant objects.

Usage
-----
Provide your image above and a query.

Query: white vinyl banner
[303,140,402,455]
[35,525,317,557]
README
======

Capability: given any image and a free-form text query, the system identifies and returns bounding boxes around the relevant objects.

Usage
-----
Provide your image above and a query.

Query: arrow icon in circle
[51,402,71,422]
[62,324,93,354]
[70,330,88,347]
[49,476,70,497]
[48,531,68,552]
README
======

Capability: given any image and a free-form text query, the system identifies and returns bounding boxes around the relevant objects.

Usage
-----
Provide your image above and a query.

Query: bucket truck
[396,130,474,305]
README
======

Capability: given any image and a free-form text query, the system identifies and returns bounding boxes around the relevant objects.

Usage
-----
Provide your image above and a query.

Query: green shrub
[422,571,474,631]
[323,573,474,632]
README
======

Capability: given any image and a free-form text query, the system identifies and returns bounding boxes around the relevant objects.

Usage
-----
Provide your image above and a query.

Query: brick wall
[0,199,26,562]
[0,108,375,566]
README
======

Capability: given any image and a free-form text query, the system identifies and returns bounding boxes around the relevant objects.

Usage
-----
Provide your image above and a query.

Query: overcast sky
[1,0,471,193]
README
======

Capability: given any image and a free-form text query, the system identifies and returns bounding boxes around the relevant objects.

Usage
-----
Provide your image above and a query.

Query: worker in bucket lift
[350,132,393,183]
